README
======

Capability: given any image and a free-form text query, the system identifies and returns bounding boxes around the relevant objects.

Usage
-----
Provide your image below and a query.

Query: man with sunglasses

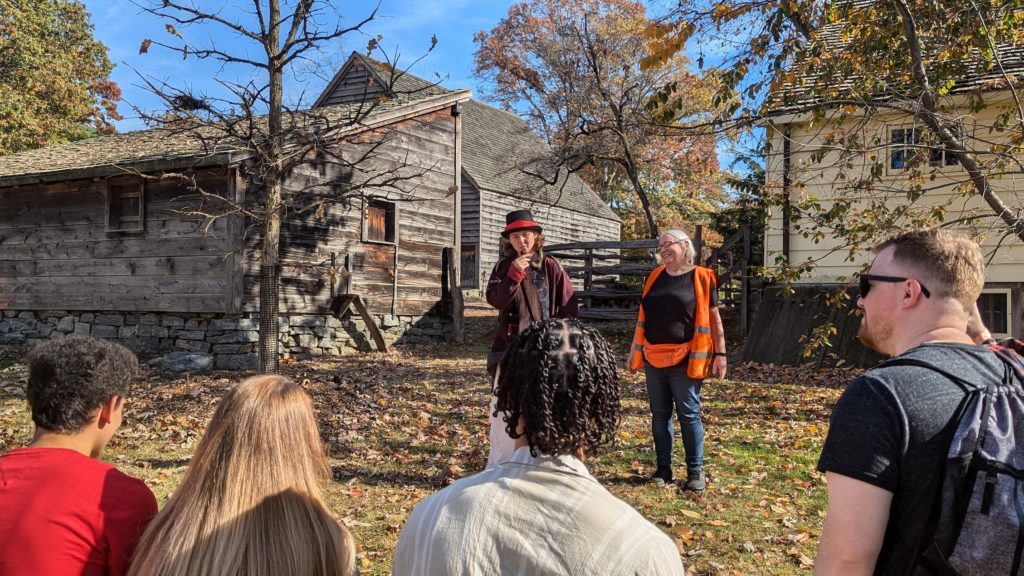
[814,228,1005,575]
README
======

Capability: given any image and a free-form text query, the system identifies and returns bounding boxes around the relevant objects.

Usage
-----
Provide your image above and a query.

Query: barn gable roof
[315,52,619,222]
[0,90,469,188]
[460,100,616,220]
[314,52,449,108]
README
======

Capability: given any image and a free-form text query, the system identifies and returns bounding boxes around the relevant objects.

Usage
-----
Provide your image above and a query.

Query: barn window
[363,199,396,244]
[977,289,1012,339]
[106,181,145,232]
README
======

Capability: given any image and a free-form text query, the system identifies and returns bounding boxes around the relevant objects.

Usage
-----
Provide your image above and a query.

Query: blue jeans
[645,363,704,470]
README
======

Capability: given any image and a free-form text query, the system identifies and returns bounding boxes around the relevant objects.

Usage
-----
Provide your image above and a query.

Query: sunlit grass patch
[0,332,850,575]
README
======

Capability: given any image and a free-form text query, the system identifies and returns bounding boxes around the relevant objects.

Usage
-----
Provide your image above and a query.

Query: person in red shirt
[0,334,157,576]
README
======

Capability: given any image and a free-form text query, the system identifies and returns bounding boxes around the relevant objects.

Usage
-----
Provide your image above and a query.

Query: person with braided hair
[393,318,685,576]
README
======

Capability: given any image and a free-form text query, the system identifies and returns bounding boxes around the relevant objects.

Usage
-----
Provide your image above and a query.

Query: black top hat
[501,209,543,238]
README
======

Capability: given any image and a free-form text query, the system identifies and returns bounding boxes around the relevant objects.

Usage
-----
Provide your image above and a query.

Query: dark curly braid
[494,318,621,457]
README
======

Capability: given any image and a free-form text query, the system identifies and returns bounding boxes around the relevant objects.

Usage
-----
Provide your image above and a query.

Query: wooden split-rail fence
[546,225,753,334]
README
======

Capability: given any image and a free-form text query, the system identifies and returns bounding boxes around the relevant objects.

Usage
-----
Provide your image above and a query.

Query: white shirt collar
[501,445,593,479]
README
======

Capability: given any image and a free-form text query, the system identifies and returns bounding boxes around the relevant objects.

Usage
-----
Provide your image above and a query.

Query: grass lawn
[0,319,857,575]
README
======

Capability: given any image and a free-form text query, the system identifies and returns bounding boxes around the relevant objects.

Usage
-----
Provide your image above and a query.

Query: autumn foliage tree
[646,0,1024,270]
[0,0,121,155]
[473,0,722,239]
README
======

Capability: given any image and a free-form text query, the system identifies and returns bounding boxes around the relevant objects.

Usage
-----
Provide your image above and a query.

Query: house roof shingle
[769,0,1024,116]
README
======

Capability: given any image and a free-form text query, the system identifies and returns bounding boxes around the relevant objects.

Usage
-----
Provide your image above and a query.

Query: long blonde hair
[128,375,355,576]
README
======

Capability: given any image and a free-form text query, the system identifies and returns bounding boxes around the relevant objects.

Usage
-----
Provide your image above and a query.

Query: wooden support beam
[329,294,388,352]
[443,246,464,343]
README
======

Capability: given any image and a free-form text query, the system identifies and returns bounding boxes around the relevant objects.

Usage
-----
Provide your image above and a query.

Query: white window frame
[978,288,1013,339]
[887,121,970,175]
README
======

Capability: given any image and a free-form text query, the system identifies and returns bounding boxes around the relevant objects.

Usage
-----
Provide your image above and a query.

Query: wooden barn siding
[459,179,482,287]
[241,109,458,317]
[319,64,388,107]
[460,179,481,245]
[476,189,621,289]
[0,170,234,312]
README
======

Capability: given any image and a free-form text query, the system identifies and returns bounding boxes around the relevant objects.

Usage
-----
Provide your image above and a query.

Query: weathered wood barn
[0,90,470,368]
[315,53,622,290]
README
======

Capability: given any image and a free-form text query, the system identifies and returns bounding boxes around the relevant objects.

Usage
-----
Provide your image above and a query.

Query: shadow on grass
[138,457,191,469]
[595,472,652,487]
[331,464,446,490]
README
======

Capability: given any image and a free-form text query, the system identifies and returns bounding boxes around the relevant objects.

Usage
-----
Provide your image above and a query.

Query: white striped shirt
[392,447,685,575]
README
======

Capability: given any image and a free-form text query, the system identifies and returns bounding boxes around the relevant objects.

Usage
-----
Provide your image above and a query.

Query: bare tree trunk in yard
[258,178,282,373]
[258,0,285,373]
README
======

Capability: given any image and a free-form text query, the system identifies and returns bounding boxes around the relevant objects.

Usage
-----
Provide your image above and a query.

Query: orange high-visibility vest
[628,265,717,379]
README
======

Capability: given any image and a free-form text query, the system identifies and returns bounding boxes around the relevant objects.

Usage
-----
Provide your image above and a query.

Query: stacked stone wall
[0,310,451,371]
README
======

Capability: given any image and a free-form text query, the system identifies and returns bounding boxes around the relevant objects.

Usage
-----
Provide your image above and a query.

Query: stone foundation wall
[0,310,451,371]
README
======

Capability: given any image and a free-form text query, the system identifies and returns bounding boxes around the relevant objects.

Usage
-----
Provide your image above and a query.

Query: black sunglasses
[858,274,931,298]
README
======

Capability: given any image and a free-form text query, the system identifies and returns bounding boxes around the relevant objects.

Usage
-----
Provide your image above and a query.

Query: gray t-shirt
[817,342,1005,575]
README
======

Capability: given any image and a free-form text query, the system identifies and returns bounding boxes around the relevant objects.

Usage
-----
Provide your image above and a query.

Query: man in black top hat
[485,209,578,376]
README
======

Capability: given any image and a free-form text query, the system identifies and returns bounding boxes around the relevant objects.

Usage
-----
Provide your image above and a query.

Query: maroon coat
[485,255,578,355]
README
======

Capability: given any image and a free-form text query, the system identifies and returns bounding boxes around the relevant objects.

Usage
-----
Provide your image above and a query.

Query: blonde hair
[128,375,355,576]
[661,229,697,264]
[874,228,985,310]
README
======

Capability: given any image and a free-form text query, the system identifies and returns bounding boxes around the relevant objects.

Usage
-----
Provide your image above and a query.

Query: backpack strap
[879,356,1000,453]
[883,352,1024,575]
[879,356,995,575]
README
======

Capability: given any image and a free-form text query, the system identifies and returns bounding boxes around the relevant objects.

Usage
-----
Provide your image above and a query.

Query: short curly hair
[26,335,138,433]
[494,318,620,457]
[874,228,985,310]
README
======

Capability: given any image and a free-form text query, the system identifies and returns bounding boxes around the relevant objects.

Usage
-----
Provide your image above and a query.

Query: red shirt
[0,447,157,576]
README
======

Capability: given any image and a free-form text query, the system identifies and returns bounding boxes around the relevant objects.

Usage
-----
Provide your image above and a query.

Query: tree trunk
[258,182,282,373]
[625,165,658,238]
[258,0,285,373]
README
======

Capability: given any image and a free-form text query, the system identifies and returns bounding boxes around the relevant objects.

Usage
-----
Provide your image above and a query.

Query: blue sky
[81,0,519,132]
[78,1,751,173]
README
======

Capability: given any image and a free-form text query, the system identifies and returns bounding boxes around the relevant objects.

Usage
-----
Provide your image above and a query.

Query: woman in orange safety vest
[628,229,728,492]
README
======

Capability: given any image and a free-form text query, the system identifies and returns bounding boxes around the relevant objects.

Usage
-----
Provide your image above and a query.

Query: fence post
[443,246,465,344]
[741,225,750,335]
[694,224,703,264]
[583,248,594,311]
